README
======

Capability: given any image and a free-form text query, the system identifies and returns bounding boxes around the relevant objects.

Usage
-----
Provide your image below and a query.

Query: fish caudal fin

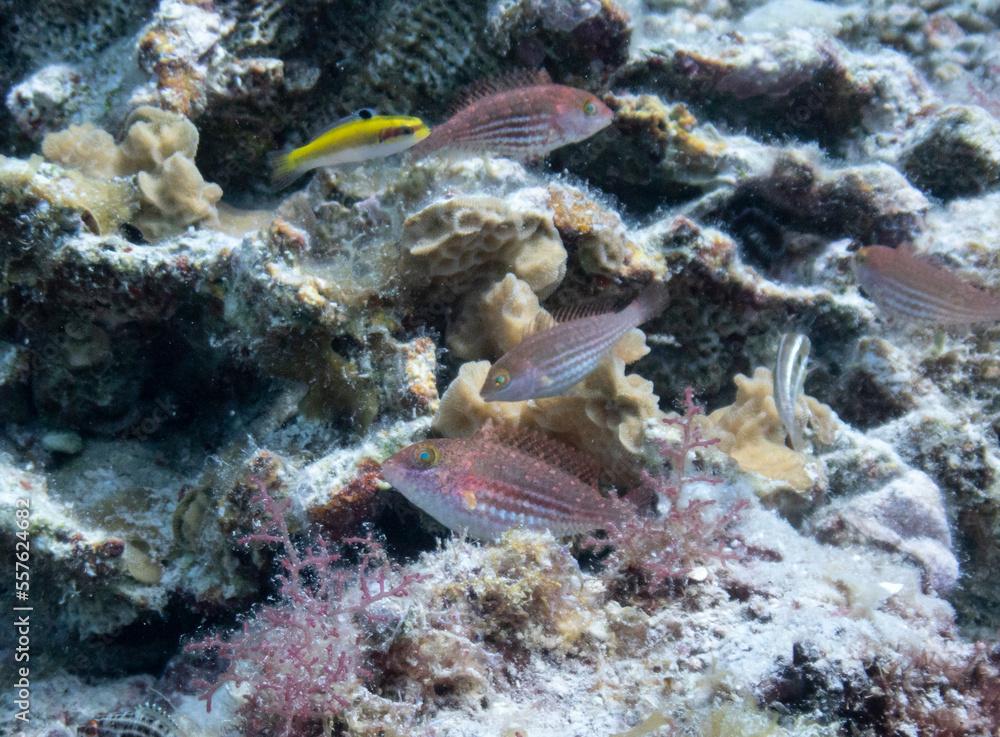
[628,280,670,324]
[268,150,308,190]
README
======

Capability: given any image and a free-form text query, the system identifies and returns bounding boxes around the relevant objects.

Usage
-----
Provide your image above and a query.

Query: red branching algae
[185,478,424,737]
[593,388,746,602]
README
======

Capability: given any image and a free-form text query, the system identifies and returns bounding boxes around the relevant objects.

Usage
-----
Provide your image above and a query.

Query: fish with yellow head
[270,108,430,189]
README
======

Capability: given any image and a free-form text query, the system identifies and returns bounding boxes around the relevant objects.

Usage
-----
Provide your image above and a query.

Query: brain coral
[399,190,567,298]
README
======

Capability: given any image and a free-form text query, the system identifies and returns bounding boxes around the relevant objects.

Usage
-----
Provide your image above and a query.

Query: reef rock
[812,469,959,593]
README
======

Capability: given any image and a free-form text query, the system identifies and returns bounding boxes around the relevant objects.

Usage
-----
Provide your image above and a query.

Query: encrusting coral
[41,105,223,240]
[703,367,837,507]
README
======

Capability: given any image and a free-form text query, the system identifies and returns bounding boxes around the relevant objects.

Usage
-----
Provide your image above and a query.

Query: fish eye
[400,126,413,135]
[493,369,510,388]
[413,444,440,467]
[357,108,374,119]
[583,101,597,115]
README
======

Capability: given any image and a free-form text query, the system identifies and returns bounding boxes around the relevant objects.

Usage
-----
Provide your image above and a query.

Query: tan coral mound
[0,155,137,236]
[435,275,663,472]
[547,183,664,280]
[41,106,222,240]
[703,367,837,503]
[447,273,544,360]
[399,191,566,298]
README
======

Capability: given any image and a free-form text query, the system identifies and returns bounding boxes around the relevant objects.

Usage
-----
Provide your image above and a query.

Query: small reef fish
[270,108,429,188]
[408,69,614,161]
[481,281,669,402]
[78,704,181,737]
[854,245,1000,324]
[773,332,811,452]
[381,425,627,541]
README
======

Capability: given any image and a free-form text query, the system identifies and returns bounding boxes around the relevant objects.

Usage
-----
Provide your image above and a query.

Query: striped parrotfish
[380,424,628,541]
[408,69,613,161]
[269,108,430,189]
[854,245,1000,324]
[481,281,669,402]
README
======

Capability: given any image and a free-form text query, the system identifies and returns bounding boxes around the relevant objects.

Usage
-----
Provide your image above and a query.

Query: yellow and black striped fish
[269,108,429,189]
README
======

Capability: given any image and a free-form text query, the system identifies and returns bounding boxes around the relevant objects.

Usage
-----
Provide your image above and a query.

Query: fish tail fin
[268,149,307,190]
[629,280,670,324]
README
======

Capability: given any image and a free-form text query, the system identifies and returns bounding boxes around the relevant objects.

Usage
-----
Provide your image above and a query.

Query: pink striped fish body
[78,704,180,737]
[854,245,1000,325]
[481,281,669,402]
[410,70,613,161]
[381,428,626,541]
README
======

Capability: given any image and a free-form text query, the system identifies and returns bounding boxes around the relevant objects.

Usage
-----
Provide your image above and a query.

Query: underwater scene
[2,0,1000,735]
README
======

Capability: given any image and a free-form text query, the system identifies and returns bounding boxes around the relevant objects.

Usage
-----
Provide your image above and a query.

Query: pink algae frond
[594,388,746,602]
[185,478,425,737]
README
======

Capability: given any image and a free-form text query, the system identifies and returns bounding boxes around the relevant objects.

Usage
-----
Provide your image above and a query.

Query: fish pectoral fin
[460,489,478,510]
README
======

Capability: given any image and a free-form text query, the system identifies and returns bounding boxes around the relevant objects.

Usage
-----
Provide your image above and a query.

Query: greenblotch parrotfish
[408,69,613,161]
[380,424,627,541]
[854,245,1000,324]
[481,281,669,402]
[270,108,430,189]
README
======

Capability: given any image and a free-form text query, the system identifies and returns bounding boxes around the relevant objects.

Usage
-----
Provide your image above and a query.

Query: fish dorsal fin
[476,420,601,487]
[546,295,625,324]
[448,68,554,114]
[526,309,557,336]
[310,108,378,140]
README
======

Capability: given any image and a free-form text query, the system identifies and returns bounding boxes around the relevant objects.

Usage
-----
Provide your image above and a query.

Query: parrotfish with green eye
[481,281,669,402]
[269,108,430,189]
[408,69,614,161]
[380,424,629,541]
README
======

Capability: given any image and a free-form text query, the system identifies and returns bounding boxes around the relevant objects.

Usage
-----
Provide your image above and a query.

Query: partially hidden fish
[854,245,1000,324]
[481,281,669,402]
[773,332,811,452]
[78,704,181,737]
[381,424,628,541]
[408,69,613,161]
[270,108,429,189]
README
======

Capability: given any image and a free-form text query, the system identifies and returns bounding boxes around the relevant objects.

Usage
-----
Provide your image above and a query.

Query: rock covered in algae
[811,468,959,593]
[900,104,1000,199]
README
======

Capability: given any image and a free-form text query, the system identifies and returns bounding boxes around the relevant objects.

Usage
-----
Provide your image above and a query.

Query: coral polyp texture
[2,0,1000,735]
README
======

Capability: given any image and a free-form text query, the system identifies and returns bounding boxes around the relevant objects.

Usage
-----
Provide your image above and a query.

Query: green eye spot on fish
[481,281,669,403]
[269,109,430,189]
[414,443,440,467]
